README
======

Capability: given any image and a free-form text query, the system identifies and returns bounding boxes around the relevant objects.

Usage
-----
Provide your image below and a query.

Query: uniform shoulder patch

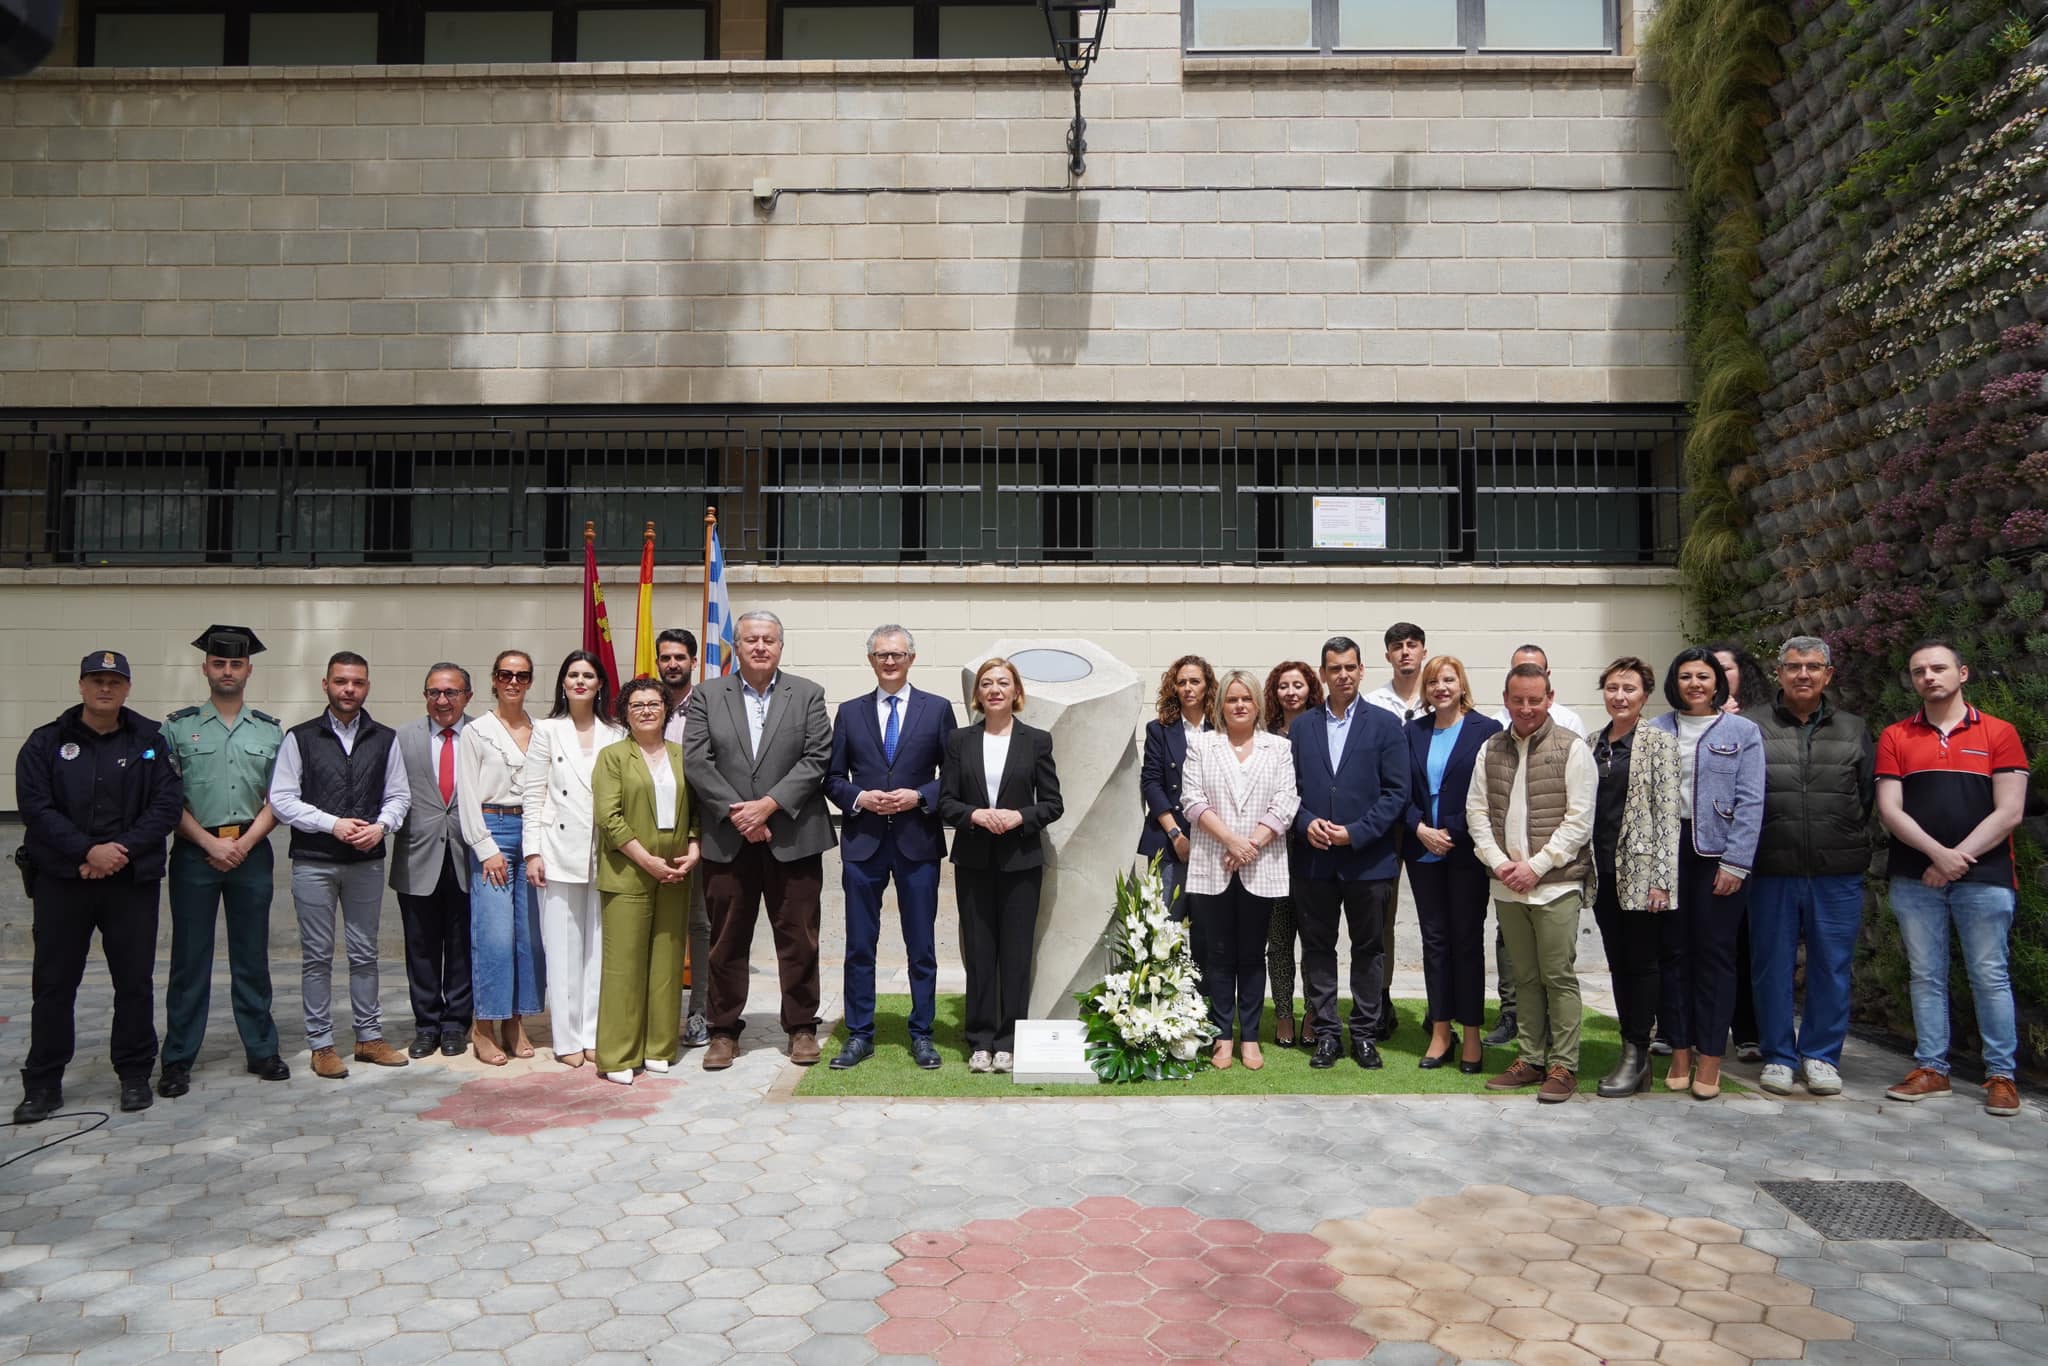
[249,709,283,728]
[167,706,201,721]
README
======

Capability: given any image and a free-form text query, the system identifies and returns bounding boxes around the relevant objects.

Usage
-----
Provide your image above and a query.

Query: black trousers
[1408,857,1488,1028]
[1295,875,1393,1042]
[1191,878,1272,1040]
[395,852,473,1036]
[24,876,160,1092]
[1660,826,1747,1056]
[955,864,1041,1053]
[1592,849,1663,1047]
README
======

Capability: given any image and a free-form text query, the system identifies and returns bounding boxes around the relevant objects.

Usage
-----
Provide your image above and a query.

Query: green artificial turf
[794,995,1741,1099]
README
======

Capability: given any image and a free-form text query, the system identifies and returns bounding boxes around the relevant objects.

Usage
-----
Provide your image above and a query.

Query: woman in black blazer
[940,657,1065,1074]
[1401,656,1502,1073]
[1136,655,1216,921]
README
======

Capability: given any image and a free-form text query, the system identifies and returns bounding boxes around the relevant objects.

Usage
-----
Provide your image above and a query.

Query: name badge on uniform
[59,743,80,760]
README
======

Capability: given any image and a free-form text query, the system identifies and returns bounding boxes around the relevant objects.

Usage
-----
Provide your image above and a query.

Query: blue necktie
[883,694,900,765]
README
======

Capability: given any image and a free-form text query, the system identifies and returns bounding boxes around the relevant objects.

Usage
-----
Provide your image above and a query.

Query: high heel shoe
[1418,1050,1451,1070]
[1459,1058,1484,1074]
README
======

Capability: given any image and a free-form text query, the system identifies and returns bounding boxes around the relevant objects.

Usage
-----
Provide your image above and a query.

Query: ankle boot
[1598,1041,1652,1098]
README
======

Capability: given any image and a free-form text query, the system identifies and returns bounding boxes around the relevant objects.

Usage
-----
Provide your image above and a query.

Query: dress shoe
[1418,1050,1448,1070]
[1598,1042,1652,1099]
[1985,1075,2021,1117]
[1648,1033,1674,1056]
[310,1046,349,1080]
[911,1038,942,1070]
[247,1055,290,1081]
[1458,1058,1485,1075]
[1349,1036,1382,1070]
[1374,996,1397,1042]
[602,1070,635,1086]
[12,1090,61,1124]
[1482,1012,1518,1048]
[681,1013,710,1048]
[354,1039,410,1068]
[156,1064,191,1098]
[829,1037,874,1071]
[1885,1067,1951,1102]
[1485,1059,1545,1091]
[702,1035,737,1071]
[1537,1065,1576,1104]
[407,1032,440,1059]
[1309,1035,1342,1069]
[439,1034,466,1058]
[119,1081,153,1112]
[788,1031,822,1066]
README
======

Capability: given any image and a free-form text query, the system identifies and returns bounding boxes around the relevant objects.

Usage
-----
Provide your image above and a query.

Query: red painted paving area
[418,1066,671,1135]
[869,1195,1374,1365]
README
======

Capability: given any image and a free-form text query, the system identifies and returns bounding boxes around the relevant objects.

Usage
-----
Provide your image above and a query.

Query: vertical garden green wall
[1651,0,2048,1063]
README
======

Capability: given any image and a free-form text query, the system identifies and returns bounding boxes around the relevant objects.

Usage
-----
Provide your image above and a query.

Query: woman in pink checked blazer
[1181,670,1301,1073]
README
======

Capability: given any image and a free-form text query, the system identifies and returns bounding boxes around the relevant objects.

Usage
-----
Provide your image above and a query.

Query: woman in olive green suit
[593,677,700,1085]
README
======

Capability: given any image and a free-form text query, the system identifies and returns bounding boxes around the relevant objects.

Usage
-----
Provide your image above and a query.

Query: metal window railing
[0,411,1684,568]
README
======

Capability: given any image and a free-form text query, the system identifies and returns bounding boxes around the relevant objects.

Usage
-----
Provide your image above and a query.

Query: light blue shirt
[741,672,778,757]
[1420,723,1460,864]
[1324,699,1355,767]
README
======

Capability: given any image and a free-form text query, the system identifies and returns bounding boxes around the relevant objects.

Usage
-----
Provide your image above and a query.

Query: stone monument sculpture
[959,638,1142,1019]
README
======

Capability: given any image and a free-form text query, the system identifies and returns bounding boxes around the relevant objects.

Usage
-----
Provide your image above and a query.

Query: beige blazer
[521,714,625,884]
[1180,730,1300,898]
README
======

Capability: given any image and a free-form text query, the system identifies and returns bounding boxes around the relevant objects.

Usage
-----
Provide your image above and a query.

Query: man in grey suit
[681,610,836,1070]
[388,663,476,1058]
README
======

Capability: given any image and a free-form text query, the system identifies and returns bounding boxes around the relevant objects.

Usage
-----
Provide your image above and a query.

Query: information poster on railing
[1311,496,1388,550]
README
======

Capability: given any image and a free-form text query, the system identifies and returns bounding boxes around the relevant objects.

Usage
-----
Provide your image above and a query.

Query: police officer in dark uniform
[13,651,184,1121]
[158,626,292,1098]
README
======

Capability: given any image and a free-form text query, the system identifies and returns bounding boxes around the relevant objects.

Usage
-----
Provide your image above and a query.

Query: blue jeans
[471,812,545,1020]
[1888,878,2017,1078]
[1749,874,1863,1070]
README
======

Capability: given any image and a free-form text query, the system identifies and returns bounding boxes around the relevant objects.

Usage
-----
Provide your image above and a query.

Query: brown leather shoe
[1485,1059,1546,1091]
[1985,1075,2021,1117]
[702,1035,737,1071]
[353,1039,410,1068]
[1885,1067,1952,1102]
[1538,1065,1577,1104]
[310,1046,349,1080]
[789,1031,822,1066]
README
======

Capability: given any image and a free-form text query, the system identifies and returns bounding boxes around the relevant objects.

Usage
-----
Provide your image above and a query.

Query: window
[1183,0,1617,54]
[771,0,1053,59]
[77,1,716,65]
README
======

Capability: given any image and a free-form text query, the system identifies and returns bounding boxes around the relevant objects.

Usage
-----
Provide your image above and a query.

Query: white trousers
[539,880,603,1053]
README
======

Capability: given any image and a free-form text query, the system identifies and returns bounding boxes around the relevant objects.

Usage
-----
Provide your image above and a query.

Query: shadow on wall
[1013,192,1102,367]
[1360,153,1418,288]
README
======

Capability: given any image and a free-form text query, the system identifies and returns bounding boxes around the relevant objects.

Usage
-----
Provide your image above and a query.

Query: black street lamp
[1040,0,1114,180]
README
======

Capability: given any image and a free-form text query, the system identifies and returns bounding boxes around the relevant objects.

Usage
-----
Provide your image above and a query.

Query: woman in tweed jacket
[1591,656,1681,1097]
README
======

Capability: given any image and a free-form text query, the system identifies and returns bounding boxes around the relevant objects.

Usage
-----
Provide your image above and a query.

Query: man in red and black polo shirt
[1875,640,2029,1117]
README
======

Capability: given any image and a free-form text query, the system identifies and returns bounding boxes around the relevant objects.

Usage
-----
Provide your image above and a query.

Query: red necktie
[438,727,456,804]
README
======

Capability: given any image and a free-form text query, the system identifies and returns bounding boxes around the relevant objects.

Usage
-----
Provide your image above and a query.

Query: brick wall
[0,0,1682,409]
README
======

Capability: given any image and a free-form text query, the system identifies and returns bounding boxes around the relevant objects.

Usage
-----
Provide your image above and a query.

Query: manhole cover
[1758,1180,1986,1241]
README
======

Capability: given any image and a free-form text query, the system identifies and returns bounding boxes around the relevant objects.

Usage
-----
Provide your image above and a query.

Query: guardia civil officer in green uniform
[158,626,292,1097]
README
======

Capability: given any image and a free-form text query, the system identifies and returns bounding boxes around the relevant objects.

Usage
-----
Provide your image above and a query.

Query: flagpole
[702,506,717,679]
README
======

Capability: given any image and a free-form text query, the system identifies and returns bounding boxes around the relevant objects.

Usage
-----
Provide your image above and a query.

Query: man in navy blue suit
[1290,635,1412,1070]
[824,625,958,1070]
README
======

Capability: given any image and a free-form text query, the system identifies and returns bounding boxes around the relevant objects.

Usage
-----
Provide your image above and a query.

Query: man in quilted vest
[1467,663,1598,1103]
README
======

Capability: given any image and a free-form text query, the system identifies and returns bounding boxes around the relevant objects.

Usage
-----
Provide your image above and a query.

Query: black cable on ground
[0,1111,111,1169]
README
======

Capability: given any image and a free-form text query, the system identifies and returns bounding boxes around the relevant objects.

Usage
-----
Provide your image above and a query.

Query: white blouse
[1676,712,1715,811]
[982,729,1012,807]
[649,751,679,832]
[457,710,531,861]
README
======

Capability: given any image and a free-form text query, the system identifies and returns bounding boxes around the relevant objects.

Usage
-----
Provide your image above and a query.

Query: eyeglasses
[625,700,667,713]
[423,688,467,700]
[494,669,533,684]
[870,652,909,664]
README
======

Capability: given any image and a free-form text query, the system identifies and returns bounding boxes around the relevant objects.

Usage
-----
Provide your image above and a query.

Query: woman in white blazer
[1181,670,1301,1072]
[522,651,623,1068]
[458,648,541,1065]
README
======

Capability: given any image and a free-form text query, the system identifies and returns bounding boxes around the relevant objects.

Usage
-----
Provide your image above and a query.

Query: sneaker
[1884,1067,1951,1102]
[1648,1036,1673,1056]
[992,1051,1013,1073]
[968,1051,993,1073]
[1985,1075,2021,1117]
[1800,1058,1842,1096]
[681,1013,710,1048]
[1758,1064,1795,1096]
[1736,1041,1763,1064]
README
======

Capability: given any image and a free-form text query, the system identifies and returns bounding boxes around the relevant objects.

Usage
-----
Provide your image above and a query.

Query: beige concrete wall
[0,0,1681,409]
[0,565,1685,798]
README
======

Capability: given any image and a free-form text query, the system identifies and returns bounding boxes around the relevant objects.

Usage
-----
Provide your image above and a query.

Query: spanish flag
[633,521,657,680]
[581,521,621,695]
